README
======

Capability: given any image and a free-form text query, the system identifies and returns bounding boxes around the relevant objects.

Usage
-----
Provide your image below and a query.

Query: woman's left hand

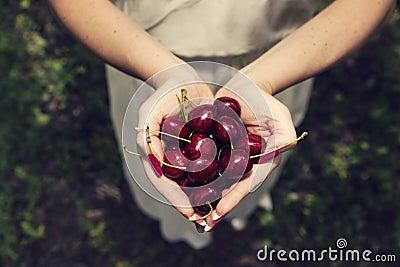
[204,83,297,231]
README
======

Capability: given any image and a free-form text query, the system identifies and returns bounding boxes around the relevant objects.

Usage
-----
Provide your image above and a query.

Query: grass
[0,2,399,267]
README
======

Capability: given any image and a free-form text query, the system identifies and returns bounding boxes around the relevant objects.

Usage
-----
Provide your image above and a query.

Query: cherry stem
[188,202,213,222]
[123,126,188,170]
[177,88,189,122]
[181,88,188,101]
[217,145,230,160]
[123,146,163,176]
[135,127,191,143]
[145,125,186,170]
[182,88,198,108]
[123,146,141,156]
[250,131,309,159]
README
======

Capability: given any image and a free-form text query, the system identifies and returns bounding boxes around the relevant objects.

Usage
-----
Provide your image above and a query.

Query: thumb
[264,96,297,152]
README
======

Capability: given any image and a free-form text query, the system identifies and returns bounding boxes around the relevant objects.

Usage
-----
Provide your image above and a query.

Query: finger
[141,158,195,219]
[136,121,165,177]
[205,155,280,230]
[205,186,247,231]
[137,96,166,176]
[215,87,269,137]
[136,97,161,152]
[265,97,297,152]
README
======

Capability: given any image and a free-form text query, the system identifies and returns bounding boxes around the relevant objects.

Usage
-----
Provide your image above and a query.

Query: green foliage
[257,11,400,267]
[0,1,399,267]
[0,1,121,266]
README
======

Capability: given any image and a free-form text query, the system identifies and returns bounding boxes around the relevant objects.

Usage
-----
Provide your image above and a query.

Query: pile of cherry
[158,96,275,217]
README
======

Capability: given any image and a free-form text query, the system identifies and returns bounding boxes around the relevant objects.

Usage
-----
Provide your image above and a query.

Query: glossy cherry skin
[161,150,188,179]
[188,104,216,134]
[214,96,241,117]
[187,158,219,185]
[160,117,191,144]
[189,187,221,216]
[183,133,217,160]
[165,143,188,158]
[219,148,253,178]
[236,133,267,163]
[236,133,266,155]
[213,115,244,144]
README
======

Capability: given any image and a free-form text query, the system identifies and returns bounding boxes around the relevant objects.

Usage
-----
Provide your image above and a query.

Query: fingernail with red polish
[148,153,162,177]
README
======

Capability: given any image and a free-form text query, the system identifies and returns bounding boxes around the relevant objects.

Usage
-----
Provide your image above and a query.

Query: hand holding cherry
[134,68,214,219]
[201,84,304,230]
[122,62,308,234]
[127,88,307,232]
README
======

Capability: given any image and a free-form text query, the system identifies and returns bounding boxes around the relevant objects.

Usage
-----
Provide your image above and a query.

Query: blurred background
[1,1,399,267]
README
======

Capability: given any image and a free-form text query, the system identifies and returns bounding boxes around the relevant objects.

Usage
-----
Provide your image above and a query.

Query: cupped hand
[204,77,297,231]
[136,63,214,221]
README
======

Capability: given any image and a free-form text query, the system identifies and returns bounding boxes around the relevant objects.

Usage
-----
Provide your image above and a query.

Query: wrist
[240,68,274,95]
[127,52,185,84]
[144,60,203,90]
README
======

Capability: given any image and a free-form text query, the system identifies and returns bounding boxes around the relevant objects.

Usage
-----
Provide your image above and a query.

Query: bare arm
[242,0,396,95]
[48,0,183,82]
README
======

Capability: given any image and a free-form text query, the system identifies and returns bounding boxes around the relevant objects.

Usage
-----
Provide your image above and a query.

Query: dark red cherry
[213,115,244,144]
[187,158,219,185]
[188,104,216,134]
[189,187,221,216]
[161,150,188,179]
[166,144,188,158]
[183,133,217,160]
[218,145,231,161]
[214,96,241,117]
[160,117,191,143]
[236,133,266,156]
[219,148,253,178]
[175,174,193,187]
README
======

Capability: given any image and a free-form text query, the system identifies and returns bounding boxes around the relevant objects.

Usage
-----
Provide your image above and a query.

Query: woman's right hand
[136,63,214,221]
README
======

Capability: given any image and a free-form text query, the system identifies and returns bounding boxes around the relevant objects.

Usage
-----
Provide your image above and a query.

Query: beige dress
[106,0,318,249]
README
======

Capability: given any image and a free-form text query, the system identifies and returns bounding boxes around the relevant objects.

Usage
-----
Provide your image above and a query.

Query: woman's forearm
[242,0,396,95]
[48,0,183,81]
